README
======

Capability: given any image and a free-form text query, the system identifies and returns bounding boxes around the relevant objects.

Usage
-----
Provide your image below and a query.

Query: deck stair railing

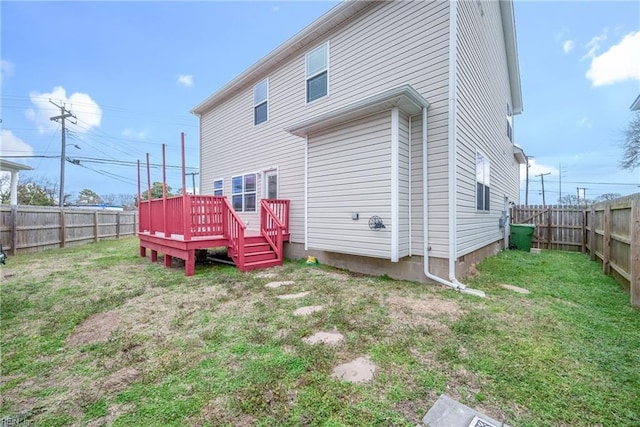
[260,199,288,262]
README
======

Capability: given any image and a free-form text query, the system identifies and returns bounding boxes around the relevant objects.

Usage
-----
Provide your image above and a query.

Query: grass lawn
[1,237,638,426]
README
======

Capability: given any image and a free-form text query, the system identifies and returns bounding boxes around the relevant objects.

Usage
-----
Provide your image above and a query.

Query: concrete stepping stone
[293,305,324,316]
[500,283,530,294]
[303,331,344,346]
[277,291,310,300]
[256,272,277,279]
[331,356,377,383]
[265,280,295,289]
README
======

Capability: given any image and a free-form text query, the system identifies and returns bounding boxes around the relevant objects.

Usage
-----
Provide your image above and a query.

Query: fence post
[60,209,66,248]
[602,203,611,275]
[589,206,596,261]
[10,206,17,256]
[94,211,100,243]
[581,209,586,253]
[116,212,121,239]
[630,197,640,308]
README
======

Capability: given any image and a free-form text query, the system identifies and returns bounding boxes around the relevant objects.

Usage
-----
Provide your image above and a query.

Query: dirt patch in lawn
[101,367,140,393]
[67,311,121,347]
[385,295,463,330]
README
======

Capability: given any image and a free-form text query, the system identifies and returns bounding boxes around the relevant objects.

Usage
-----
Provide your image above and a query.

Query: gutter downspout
[423,2,484,297]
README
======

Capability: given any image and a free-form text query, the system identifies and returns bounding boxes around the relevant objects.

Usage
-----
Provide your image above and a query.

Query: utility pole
[185,172,199,195]
[536,172,551,206]
[558,163,566,204]
[525,155,534,206]
[49,101,76,207]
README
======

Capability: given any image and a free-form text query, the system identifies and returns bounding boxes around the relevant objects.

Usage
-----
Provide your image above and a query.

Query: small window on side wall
[476,151,490,212]
[254,79,268,125]
[506,101,513,142]
[213,179,223,196]
[306,43,328,103]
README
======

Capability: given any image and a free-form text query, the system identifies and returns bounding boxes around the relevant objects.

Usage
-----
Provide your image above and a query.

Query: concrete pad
[302,331,344,346]
[331,356,377,383]
[499,284,530,294]
[423,394,509,427]
[530,248,541,254]
[265,280,295,289]
[293,305,324,316]
[277,291,310,300]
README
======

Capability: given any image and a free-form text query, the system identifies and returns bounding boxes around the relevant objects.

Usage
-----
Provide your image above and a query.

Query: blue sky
[1,1,639,205]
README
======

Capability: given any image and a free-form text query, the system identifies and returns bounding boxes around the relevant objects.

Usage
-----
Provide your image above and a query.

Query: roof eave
[0,159,33,173]
[285,84,429,137]
[191,0,378,116]
[500,0,523,115]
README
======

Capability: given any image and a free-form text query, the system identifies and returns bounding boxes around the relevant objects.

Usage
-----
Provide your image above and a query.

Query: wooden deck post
[602,203,611,275]
[630,197,640,308]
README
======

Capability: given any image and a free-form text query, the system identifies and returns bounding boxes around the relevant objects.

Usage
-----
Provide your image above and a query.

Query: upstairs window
[213,179,223,196]
[232,173,257,212]
[306,43,328,103]
[476,151,490,212]
[506,101,513,142]
[254,79,268,125]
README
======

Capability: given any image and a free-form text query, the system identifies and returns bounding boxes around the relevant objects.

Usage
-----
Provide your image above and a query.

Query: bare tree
[621,112,640,170]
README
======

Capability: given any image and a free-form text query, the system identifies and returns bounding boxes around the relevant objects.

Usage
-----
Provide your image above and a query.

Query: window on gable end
[306,43,328,103]
[254,79,268,125]
[476,151,490,212]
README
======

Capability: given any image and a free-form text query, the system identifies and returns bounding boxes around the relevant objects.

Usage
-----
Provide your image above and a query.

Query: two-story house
[191,0,525,289]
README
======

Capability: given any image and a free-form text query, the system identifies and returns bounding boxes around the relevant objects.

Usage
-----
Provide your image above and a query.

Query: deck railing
[263,199,290,235]
[223,197,246,267]
[260,199,286,262]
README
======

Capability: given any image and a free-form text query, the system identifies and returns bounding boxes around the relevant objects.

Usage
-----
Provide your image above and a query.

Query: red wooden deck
[138,195,290,276]
[137,133,289,276]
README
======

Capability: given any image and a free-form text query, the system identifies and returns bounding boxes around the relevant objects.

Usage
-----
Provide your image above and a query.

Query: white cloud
[577,117,592,128]
[586,31,640,86]
[562,40,574,54]
[0,60,15,85]
[1,129,34,156]
[272,6,280,12]
[122,129,147,140]
[520,158,558,182]
[582,31,608,61]
[177,74,193,87]
[25,86,101,134]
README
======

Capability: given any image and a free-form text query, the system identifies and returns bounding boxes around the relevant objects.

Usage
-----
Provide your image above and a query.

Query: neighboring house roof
[0,159,33,173]
[631,94,640,111]
[191,0,523,116]
[286,85,429,137]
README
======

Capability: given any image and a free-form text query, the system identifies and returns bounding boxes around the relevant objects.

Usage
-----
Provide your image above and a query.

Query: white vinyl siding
[308,111,392,258]
[455,0,521,256]
[199,0,451,253]
[398,111,411,258]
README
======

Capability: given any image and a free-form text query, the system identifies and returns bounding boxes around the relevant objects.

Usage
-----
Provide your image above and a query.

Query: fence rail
[0,205,138,255]
[511,194,639,308]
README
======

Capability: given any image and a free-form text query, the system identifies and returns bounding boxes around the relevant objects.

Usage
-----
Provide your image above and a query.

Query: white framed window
[213,178,223,196]
[254,79,268,125]
[231,173,257,212]
[476,151,490,212]
[506,101,513,142]
[306,42,328,103]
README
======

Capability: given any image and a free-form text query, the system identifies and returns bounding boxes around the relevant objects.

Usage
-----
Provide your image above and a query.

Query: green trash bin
[510,224,535,252]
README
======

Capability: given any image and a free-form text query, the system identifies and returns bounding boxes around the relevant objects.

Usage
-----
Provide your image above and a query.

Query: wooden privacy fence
[585,195,639,307]
[0,205,138,255]
[510,205,585,252]
[511,194,640,307]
